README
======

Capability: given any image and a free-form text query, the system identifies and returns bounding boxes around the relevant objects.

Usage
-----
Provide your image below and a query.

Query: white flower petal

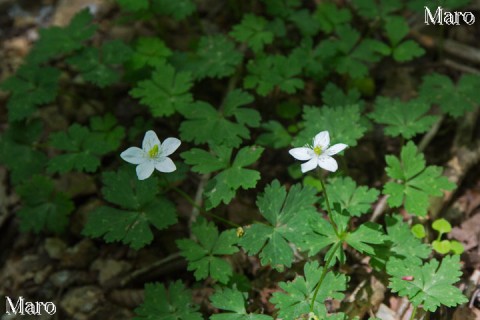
[120,147,145,165]
[317,155,338,172]
[142,130,160,152]
[301,158,318,173]
[136,161,155,180]
[314,131,330,150]
[325,143,348,156]
[155,157,176,173]
[161,138,181,156]
[289,147,314,161]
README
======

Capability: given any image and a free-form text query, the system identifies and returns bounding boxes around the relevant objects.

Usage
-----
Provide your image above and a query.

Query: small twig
[411,31,480,65]
[469,288,480,308]
[443,59,480,75]
[190,173,210,226]
[397,297,411,319]
[418,114,445,152]
[442,39,480,65]
[119,252,182,287]
[370,194,388,222]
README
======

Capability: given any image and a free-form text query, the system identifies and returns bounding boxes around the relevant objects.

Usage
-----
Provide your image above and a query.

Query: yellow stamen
[313,146,322,155]
[148,144,159,158]
[236,227,245,238]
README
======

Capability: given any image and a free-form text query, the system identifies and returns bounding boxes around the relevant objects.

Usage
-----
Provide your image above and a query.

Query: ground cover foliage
[1,0,480,319]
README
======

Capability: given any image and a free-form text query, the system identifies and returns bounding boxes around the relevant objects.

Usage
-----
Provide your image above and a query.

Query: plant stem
[309,241,341,312]
[418,115,445,152]
[409,305,418,320]
[318,173,339,236]
[168,184,240,228]
[119,252,182,287]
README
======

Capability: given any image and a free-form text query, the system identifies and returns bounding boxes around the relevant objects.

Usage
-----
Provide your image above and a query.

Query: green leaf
[130,37,172,69]
[384,215,431,265]
[210,288,274,320]
[324,177,379,217]
[17,175,74,234]
[48,116,125,173]
[304,210,385,264]
[0,120,47,185]
[385,16,409,47]
[432,218,452,234]
[134,281,202,320]
[289,9,321,37]
[130,63,193,117]
[317,26,389,79]
[179,90,259,148]
[322,83,361,107]
[392,40,425,62]
[450,241,464,255]
[432,240,451,254]
[27,9,97,64]
[256,120,292,149]
[176,219,238,284]
[230,14,274,53]
[345,222,386,255]
[411,224,426,239]
[384,142,455,216]
[204,146,264,209]
[190,35,243,80]
[181,145,232,174]
[244,54,304,96]
[67,40,132,87]
[89,113,126,152]
[314,2,352,33]
[151,0,196,20]
[117,0,149,11]
[293,105,367,147]
[387,255,467,312]
[289,38,327,78]
[303,176,323,192]
[353,0,402,20]
[1,65,60,121]
[239,180,318,270]
[369,97,437,139]
[419,73,480,117]
[270,261,347,319]
[261,0,301,18]
[82,168,177,249]
[383,16,425,61]
[302,214,340,261]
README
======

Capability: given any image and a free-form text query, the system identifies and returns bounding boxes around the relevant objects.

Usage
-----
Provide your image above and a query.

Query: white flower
[289,131,347,173]
[120,130,181,180]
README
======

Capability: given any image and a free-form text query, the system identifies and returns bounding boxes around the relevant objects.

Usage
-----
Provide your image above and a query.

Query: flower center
[148,144,159,158]
[313,145,322,155]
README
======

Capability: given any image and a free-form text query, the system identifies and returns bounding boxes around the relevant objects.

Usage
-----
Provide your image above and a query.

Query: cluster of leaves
[48,114,125,173]
[83,167,177,249]
[383,142,455,216]
[176,218,239,284]
[412,218,465,255]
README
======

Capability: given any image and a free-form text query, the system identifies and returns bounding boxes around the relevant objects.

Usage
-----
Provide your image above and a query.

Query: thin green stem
[168,184,240,228]
[409,305,418,320]
[318,173,339,236]
[436,231,443,242]
[309,241,341,312]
